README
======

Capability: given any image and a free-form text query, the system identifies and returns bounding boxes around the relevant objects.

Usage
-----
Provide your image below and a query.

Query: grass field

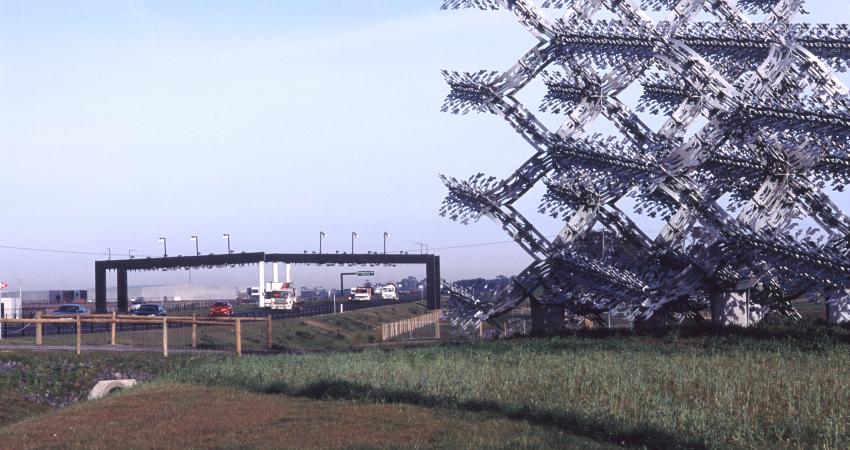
[2,313,850,448]
[166,327,850,449]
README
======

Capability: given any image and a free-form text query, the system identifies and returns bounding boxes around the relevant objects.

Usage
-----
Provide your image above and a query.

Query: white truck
[264,282,303,311]
[351,287,373,301]
[380,283,399,301]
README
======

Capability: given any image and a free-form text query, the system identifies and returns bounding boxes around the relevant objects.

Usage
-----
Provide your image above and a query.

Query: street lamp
[190,235,200,256]
[158,237,167,257]
[319,231,326,254]
[351,232,358,254]
[129,249,137,259]
[222,233,232,254]
[383,231,390,254]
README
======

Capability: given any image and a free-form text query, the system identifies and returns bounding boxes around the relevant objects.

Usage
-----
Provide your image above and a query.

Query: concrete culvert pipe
[88,379,137,400]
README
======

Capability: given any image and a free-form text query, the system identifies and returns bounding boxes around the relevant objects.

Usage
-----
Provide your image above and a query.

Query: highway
[0,296,424,340]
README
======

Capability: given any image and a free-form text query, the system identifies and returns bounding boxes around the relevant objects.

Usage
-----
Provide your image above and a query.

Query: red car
[209,301,234,317]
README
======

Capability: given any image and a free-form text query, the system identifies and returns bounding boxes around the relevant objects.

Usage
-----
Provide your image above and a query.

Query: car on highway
[380,283,399,301]
[131,304,167,316]
[130,296,146,311]
[209,301,234,317]
[51,304,89,315]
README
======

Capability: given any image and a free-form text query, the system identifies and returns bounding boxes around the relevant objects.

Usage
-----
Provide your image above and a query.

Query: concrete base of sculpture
[530,298,565,336]
[827,297,850,324]
[88,379,137,400]
[710,289,764,327]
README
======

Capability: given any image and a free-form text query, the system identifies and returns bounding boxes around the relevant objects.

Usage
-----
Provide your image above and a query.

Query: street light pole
[17,279,22,319]
[351,232,358,254]
[383,232,390,254]
[190,235,199,256]
[158,237,167,257]
[320,231,326,254]
[222,233,231,254]
[414,242,426,254]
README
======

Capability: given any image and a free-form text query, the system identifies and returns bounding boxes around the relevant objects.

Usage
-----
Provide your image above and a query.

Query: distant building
[47,290,87,304]
[136,284,239,301]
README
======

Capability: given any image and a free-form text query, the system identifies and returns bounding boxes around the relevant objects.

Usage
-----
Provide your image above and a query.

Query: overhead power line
[0,244,108,256]
[0,244,154,258]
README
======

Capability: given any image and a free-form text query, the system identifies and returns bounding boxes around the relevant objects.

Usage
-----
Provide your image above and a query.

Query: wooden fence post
[162,317,168,358]
[35,312,43,346]
[266,314,272,350]
[479,321,484,338]
[76,316,82,355]
[191,314,197,349]
[110,311,117,346]
[235,318,242,357]
[435,314,440,339]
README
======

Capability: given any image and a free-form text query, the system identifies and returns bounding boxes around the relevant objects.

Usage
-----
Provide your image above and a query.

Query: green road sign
[356,271,374,276]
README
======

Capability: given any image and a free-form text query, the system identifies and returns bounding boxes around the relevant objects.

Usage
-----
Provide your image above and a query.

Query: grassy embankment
[0,351,196,427]
[163,326,850,449]
[0,383,610,450]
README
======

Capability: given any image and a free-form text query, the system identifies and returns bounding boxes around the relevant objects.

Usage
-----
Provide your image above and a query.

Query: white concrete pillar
[258,263,266,308]
[272,263,279,283]
[827,294,850,324]
[285,263,292,284]
[710,289,764,327]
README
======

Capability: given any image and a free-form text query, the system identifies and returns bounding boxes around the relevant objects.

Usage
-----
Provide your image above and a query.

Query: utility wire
[0,244,108,256]
[0,244,153,258]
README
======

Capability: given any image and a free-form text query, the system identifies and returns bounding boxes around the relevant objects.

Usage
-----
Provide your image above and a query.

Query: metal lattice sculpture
[439,0,850,330]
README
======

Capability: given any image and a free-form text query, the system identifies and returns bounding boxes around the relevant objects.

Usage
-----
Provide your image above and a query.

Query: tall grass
[169,332,850,449]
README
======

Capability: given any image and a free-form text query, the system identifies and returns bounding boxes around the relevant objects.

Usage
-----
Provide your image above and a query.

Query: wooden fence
[381,310,442,341]
[0,312,272,357]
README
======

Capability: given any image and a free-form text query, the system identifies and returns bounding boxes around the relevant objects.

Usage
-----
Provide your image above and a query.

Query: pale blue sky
[0,1,848,290]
